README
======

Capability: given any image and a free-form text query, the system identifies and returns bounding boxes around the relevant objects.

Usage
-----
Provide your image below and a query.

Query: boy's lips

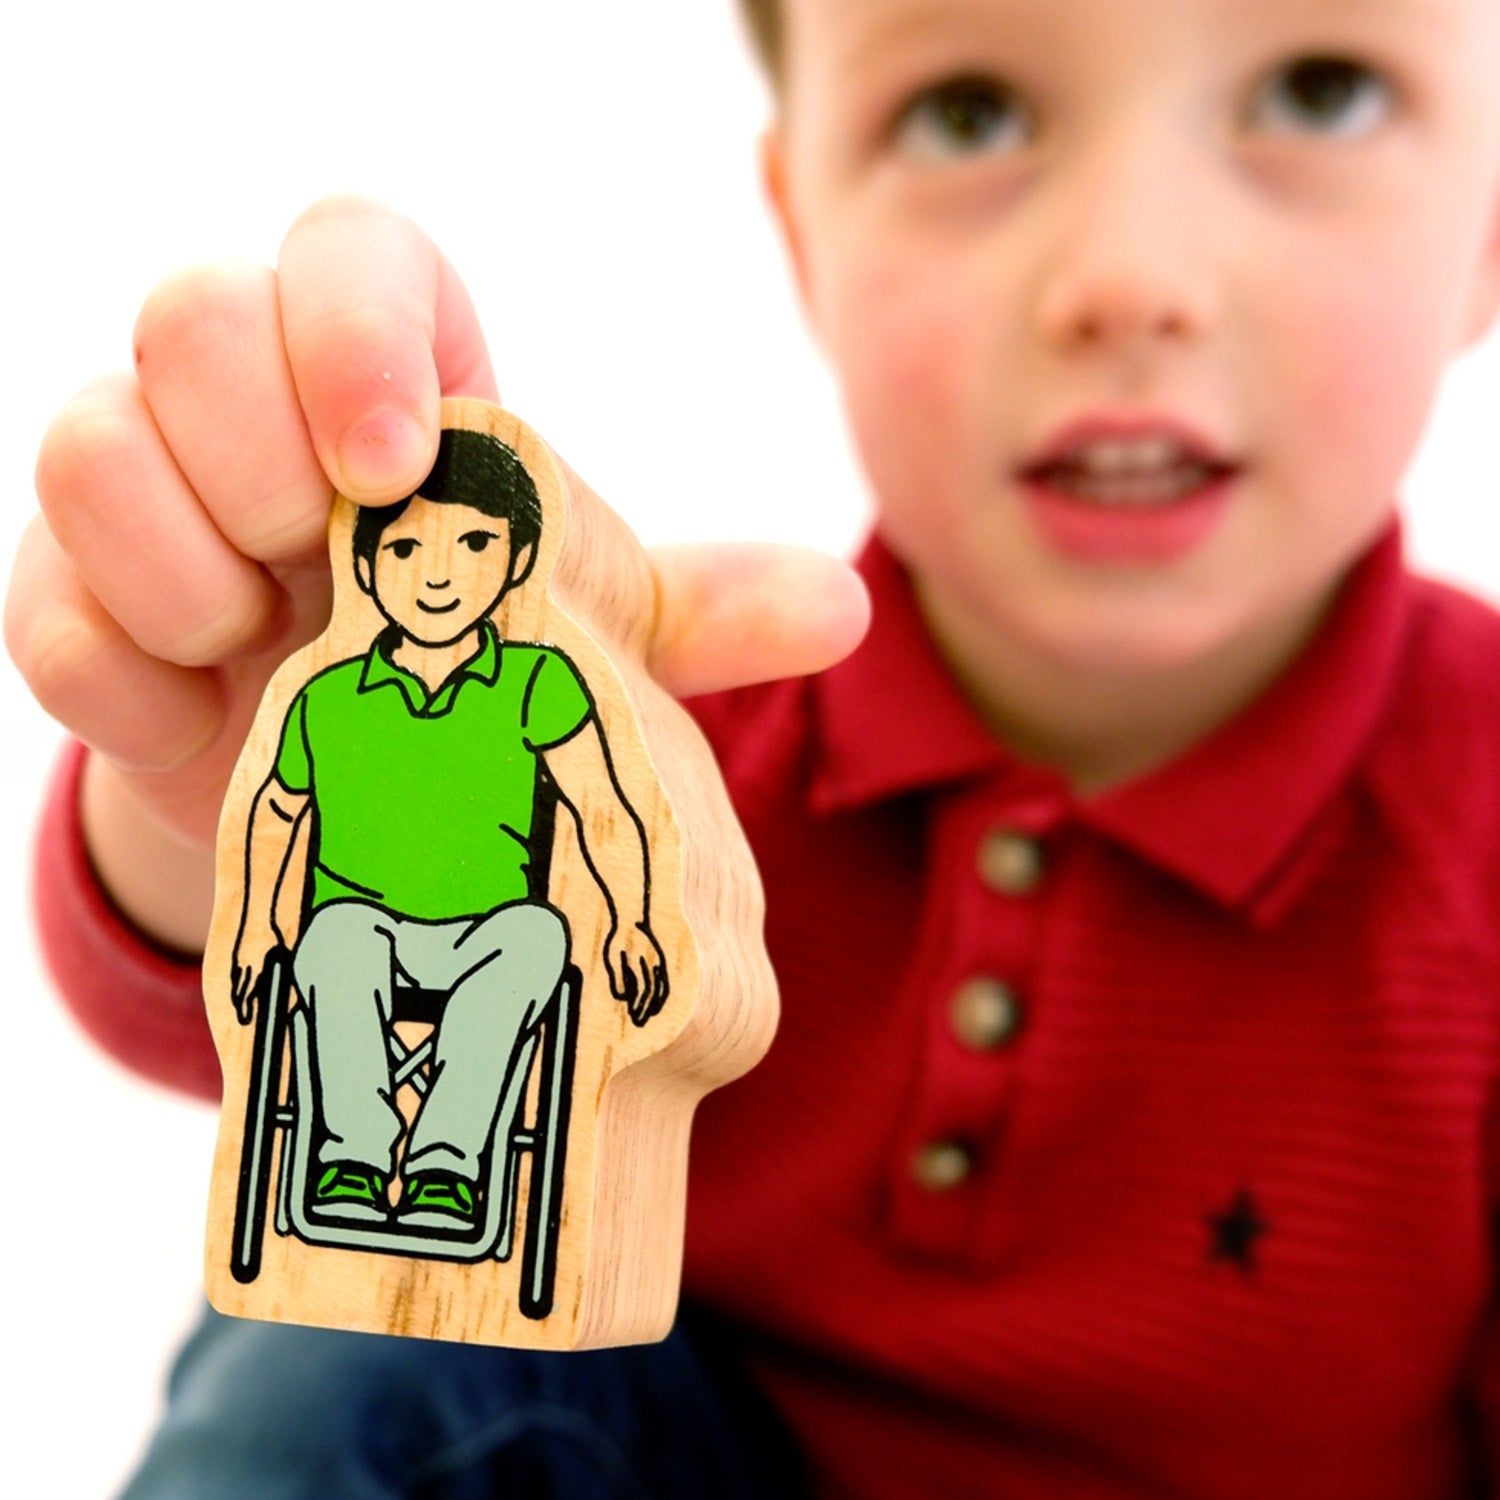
[1016,416,1241,563]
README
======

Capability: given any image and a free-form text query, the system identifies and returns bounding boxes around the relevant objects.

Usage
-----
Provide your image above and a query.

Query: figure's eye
[384,537,420,560]
[1252,56,1394,139]
[892,75,1031,161]
[459,531,497,553]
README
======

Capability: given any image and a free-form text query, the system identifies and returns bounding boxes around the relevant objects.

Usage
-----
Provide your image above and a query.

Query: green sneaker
[398,1170,479,1232]
[313,1161,389,1223]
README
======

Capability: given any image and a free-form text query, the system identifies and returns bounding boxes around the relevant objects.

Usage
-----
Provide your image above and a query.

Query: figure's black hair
[352,428,543,569]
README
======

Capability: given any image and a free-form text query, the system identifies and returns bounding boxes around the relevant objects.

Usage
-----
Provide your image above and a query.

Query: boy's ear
[354,553,374,596]
[761,127,822,344]
[508,539,537,592]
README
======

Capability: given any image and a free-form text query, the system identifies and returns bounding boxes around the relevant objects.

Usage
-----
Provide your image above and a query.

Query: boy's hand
[6,195,869,955]
[10,196,496,854]
[8,197,497,947]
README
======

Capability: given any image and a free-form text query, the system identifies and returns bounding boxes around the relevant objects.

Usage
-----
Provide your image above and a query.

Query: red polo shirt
[36,524,1500,1499]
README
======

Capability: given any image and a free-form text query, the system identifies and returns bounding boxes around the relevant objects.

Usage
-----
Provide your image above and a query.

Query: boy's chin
[998,597,1272,680]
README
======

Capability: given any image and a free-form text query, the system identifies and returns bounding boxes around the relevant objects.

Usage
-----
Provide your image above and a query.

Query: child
[13,0,1500,1495]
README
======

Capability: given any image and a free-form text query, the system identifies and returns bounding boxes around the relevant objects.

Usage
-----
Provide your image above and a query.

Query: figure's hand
[6,196,499,951]
[230,917,283,1025]
[605,922,670,1026]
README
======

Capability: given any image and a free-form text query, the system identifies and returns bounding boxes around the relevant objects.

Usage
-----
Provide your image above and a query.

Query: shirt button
[949,977,1023,1051]
[978,829,1045,895]
[911,1140,973,1192]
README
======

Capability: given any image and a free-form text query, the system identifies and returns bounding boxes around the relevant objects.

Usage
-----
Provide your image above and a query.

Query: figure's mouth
[417,597,461,614]
[1020,432,1238,506]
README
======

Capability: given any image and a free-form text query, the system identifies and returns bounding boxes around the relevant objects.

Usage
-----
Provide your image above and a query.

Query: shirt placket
[882,776,1069,1265]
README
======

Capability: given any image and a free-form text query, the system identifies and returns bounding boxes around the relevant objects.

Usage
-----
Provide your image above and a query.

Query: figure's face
[357,497,528,646]
[769,0,1500,676]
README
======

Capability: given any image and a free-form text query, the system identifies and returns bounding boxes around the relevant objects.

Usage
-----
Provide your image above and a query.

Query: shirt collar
[811,523,1409,918]
[810,538,1008,810]
[360,616,502,716]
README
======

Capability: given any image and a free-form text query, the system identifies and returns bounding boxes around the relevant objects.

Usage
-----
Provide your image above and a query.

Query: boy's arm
[542,718,668,1025]
[81,752,219,956]
[34,742,221,1099]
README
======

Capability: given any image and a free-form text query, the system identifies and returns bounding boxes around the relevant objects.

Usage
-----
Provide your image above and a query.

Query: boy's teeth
[1061,466,1212,505]
[1040,437,1222,505]
[1076,437,1187,476]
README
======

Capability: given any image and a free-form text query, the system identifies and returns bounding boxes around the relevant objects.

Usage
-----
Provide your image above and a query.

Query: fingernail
[336,405,430,498]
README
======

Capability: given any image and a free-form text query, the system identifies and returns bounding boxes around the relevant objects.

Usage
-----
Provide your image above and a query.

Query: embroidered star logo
[1205,1188,1268,1275]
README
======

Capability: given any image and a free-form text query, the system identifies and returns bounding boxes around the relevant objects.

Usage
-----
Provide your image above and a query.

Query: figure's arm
[542,718,668,1024]
[229,775,309,1022]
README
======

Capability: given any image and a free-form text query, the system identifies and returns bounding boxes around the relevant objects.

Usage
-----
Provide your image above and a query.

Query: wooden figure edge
[199,396,777,1350]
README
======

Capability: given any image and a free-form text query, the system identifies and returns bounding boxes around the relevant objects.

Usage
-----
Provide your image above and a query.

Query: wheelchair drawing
[219,421,669,1326]
[229,951,581,1317]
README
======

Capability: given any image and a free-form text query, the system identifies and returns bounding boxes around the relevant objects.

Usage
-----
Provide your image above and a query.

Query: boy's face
[768,0,1500,677]
[356,496,528,647]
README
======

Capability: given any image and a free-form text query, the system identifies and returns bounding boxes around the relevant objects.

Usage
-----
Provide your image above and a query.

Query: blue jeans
[119,1305,808,1499]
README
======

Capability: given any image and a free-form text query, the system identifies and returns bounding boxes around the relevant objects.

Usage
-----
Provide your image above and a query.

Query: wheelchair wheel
[230,947,292,1284]
[518,965,580,1319]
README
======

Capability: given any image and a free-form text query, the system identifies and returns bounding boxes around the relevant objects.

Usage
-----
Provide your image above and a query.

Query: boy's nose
[1036,263,1210,352]
[1032,136,1219,356]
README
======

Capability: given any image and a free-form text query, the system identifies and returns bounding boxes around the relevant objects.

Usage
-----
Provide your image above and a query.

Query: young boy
[13,0,1500,1495]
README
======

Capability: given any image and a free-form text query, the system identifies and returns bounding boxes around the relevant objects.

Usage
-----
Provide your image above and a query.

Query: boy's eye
[384,538,420,560]
[1252,56,1394,139]
[892,76,1031,161]
[459,531,496,553]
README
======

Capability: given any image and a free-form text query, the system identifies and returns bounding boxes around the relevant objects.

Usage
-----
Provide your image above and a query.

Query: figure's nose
[1032,128,1219,355]
[425,577,452,591]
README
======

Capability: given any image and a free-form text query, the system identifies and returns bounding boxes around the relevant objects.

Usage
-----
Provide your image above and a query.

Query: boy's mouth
[1017,421,1241,563]
[1020,434,1237,506]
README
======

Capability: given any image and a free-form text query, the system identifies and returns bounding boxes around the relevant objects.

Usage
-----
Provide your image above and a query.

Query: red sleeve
[35,741,221,1100]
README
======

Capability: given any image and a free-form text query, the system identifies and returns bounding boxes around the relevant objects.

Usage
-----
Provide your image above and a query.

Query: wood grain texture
[202,398,777,1348]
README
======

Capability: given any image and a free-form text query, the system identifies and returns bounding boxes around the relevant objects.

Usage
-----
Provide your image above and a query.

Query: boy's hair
[352,428,544,570]
[738,0,781,83]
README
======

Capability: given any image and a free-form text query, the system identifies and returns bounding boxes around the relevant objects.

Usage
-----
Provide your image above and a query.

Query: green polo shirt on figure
[273,620,593,921]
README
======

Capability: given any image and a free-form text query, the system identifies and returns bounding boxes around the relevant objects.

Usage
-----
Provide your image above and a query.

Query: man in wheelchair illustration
[226,426,668,1316]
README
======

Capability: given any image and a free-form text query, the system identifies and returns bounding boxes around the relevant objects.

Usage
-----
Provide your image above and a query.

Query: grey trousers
[293,899,568,1180]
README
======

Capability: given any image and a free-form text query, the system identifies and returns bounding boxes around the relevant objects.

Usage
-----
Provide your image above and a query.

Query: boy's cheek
[1278,277,1451,499]
[824,250,979,496]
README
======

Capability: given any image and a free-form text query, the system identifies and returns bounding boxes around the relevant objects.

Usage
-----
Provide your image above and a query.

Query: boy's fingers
[132,262,332,566]
[646,543,871,699]
[5,516,227,772]
[35,375,284,668]
[276,195,499,505]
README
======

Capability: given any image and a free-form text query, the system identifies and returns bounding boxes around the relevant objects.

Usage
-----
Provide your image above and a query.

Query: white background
[3,3,1499,1494]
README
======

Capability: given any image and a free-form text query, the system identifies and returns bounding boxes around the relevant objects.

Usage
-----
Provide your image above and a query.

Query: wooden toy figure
[201,397,777,1350]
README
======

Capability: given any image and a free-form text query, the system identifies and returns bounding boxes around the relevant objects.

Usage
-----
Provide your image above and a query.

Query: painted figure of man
[230,427,668,1231]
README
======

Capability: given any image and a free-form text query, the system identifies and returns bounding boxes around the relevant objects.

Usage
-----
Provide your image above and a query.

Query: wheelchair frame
[229,944,581,1322]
